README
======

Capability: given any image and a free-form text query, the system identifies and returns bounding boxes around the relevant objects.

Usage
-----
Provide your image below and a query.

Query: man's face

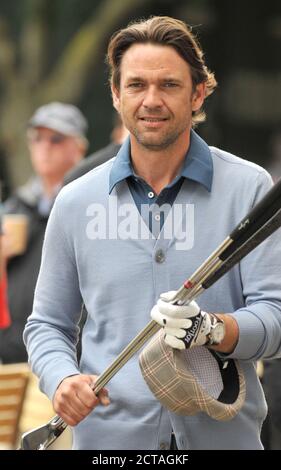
[112,43,205,151]
[28,127,84,180]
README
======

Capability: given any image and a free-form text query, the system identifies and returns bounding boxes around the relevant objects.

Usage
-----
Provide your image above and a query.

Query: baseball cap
[28,102,88,140]
[139,330,246,421]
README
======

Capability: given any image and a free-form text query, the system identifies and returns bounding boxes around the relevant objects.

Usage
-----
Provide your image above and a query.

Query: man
[0,102,88,363]
[24,17,281,450]
[64,112,128,184]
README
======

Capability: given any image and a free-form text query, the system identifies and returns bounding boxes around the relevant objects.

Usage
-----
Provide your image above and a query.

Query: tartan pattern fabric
[139,330,246,421]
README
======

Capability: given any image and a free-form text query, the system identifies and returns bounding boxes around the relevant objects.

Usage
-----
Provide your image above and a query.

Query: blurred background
[0,0,280,198]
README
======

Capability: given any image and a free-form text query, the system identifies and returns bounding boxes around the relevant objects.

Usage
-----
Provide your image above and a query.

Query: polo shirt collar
[109,129,213,194]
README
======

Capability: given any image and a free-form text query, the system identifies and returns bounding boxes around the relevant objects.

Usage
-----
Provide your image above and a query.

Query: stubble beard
[128,117,191,151]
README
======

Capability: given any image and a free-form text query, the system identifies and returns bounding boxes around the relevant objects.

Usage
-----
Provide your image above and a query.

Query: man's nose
[31,140,54,156]
[142,86,163,109]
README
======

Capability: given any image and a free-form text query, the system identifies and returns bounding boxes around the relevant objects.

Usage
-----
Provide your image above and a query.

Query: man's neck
[130,131,191,195]
[41,177,62,199]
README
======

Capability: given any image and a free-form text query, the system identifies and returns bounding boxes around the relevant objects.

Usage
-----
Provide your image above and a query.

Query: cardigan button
[155,249,165,263]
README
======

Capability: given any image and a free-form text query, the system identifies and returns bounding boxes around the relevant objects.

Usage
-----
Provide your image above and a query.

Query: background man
[0,102,88,363]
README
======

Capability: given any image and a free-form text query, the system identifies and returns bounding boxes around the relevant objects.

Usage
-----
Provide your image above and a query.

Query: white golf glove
[151,291,212,350]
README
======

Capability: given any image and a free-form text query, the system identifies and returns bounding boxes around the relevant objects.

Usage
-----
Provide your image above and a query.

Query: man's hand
[151,291,212,350]
[53,374,110,426]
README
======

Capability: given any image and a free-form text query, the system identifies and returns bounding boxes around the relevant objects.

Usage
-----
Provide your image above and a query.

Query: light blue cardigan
[24,140,281,449]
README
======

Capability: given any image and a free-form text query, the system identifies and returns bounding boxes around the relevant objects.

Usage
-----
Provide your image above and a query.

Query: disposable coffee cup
[2,214,29,256]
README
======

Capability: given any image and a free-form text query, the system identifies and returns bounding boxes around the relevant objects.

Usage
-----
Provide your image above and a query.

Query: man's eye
[128,83,143,88]
[163,82,178,88]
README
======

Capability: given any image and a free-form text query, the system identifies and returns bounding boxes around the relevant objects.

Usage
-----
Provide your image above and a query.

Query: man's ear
[111,84,120,112]
[191,82,206,112]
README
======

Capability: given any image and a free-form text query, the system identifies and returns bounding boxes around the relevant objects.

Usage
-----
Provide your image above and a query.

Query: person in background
[0,102,88,363]
[64,112,128,185]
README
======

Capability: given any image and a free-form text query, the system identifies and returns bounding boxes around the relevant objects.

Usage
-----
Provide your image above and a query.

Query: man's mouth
[139,117,168,122]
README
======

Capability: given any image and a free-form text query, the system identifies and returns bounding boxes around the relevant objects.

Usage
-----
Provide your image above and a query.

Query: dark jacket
[64,143,121,185]
[0,179,51,363]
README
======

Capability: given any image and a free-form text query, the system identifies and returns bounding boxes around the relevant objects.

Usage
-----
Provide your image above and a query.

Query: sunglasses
[28,132,68,145]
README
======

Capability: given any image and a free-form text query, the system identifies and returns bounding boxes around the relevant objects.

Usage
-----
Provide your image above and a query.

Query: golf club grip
[203,208,281,289]
[221,178,281,261]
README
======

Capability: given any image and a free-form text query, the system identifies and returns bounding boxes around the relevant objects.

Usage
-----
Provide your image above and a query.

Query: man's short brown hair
[107,16,217,127]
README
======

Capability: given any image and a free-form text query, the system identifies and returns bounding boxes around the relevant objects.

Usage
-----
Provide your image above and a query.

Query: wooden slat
[0,389,25,396]
[0,411,17,420]
[0,373,29,381]
[0,404,23,413]
[0,364,30,448]
[0,379,27,390]
[0,418,17,427]
[0,436,13,441]
[0,363,29,373]
[0,396,21,406]
[0,425,14,436]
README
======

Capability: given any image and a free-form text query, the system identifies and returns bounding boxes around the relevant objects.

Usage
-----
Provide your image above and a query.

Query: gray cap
[28,102,88,139]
